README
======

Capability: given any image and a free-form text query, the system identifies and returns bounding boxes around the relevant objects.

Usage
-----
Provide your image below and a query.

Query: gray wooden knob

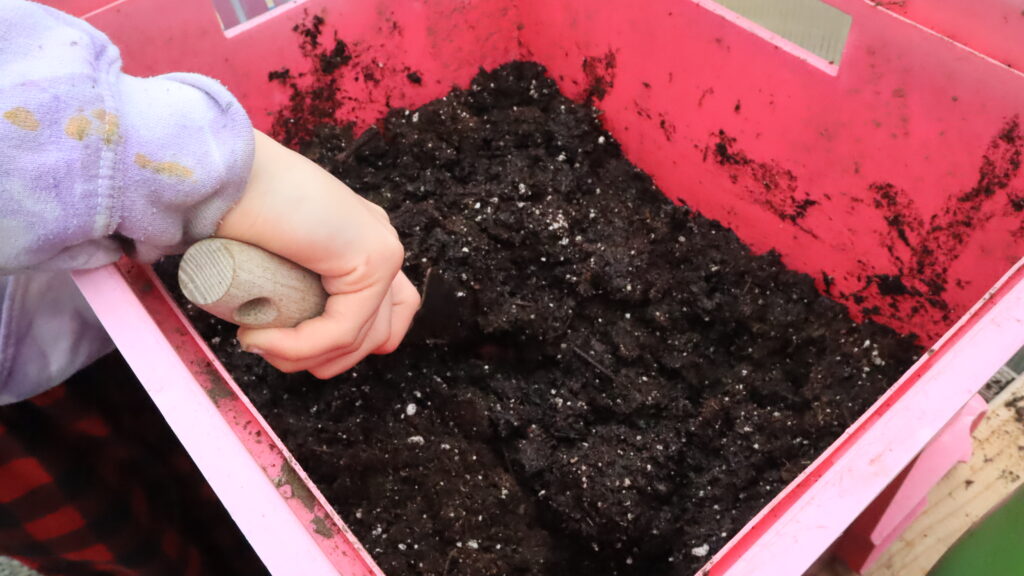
[178,238,328,329]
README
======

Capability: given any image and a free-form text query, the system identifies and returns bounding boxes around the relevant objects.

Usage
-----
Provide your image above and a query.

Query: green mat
[928,484,1024,576]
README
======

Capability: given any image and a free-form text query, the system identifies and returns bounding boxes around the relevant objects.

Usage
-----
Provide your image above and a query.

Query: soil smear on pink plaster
[156,19,921,576]
[854,116,1022,324]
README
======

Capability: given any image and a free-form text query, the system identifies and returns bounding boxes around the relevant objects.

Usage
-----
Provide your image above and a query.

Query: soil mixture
[156,32,921,576]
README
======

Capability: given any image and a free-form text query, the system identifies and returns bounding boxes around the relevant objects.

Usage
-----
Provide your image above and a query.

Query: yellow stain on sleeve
[65,114,92,140]
[134,153,194,180]
[91,109,120,145]
[4,107,40,131]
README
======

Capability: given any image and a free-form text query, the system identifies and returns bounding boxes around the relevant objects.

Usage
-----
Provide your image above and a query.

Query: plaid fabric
[0,353,269,576]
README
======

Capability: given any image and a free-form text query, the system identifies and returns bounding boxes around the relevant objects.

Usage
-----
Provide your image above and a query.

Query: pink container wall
[80,0,521,135]
[881,0,1024,72]
[75,0,1024,347]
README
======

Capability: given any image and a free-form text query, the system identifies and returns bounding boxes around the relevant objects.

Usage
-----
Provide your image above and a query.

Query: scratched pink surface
[880,0,1024,72]
[52,0,1024,574]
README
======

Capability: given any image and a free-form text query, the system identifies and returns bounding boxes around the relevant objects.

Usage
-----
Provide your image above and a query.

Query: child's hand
[216,130,420,378]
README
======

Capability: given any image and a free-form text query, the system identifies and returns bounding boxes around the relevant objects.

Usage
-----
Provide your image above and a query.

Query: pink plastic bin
[56,0,1024,574]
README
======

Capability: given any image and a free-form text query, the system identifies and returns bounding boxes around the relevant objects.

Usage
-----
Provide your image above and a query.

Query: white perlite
[407,435,425,445]
[405,403,418,417]
[691,544,710,558]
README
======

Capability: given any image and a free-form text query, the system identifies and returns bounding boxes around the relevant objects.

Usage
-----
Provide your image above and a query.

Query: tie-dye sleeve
[0,0,255,401]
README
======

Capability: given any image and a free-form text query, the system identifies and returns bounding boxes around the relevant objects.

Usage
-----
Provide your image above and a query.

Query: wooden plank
[806,372,1024,576]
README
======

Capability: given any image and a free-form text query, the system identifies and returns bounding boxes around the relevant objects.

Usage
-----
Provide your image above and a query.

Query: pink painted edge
[709,258,1024,575]
[81,0,133,19]
[72,263,341,575]
[861,499,928,570]
[146,264,384,574]
[72,261,383,576]
[854,0,1024,82]
[849,394,986,572]
[868,394,985,543]
[691,0,841,76]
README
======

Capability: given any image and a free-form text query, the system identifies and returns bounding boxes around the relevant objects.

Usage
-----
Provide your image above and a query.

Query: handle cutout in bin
[211,0,295,31]
[698,0,852,74]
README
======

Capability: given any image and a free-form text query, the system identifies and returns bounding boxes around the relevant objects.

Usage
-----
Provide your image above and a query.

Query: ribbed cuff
[112,72,255,262]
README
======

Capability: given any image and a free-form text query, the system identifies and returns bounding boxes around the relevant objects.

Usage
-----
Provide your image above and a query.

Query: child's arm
[0,1,418,402]
[0,0,253,271]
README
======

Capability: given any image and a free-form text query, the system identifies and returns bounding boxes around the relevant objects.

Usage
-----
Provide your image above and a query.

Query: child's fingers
[259,275,417,375]
[238,229,403,360]
[307,303,397,379]
[250,319,371,372]
[361,198,399,239]
[259,341,360,374]
[238,282,389,361]
[374,273,420,354]
[254,291,395,374]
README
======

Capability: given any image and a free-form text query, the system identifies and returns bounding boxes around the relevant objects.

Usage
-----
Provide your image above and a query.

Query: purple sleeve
[0,0,255,402]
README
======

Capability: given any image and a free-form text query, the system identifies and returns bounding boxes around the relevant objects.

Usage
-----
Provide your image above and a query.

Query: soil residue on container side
[267,14,429,145]
[581,50,617,103]
[861,115,1023,319]
[708,130,819,225]
[156,22,921,576]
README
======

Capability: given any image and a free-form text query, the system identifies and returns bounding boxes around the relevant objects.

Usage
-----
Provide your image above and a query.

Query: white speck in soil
[407,435,425,445]
[467,540,480,550]
[691,544,710,558]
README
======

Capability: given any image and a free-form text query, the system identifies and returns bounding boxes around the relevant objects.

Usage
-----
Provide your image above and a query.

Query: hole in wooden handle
[235,297,279,326]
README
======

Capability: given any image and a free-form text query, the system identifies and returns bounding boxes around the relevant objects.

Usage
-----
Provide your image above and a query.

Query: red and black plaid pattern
[0,353,269,576]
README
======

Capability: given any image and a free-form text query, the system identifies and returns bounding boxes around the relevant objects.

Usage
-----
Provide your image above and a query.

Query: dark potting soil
[156,57,922,576]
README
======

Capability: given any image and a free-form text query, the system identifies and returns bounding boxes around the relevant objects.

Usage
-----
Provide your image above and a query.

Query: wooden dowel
[178,238,328,329]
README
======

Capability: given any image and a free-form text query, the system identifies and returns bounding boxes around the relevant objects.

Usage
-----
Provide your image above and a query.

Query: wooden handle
[178,238,328,329]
